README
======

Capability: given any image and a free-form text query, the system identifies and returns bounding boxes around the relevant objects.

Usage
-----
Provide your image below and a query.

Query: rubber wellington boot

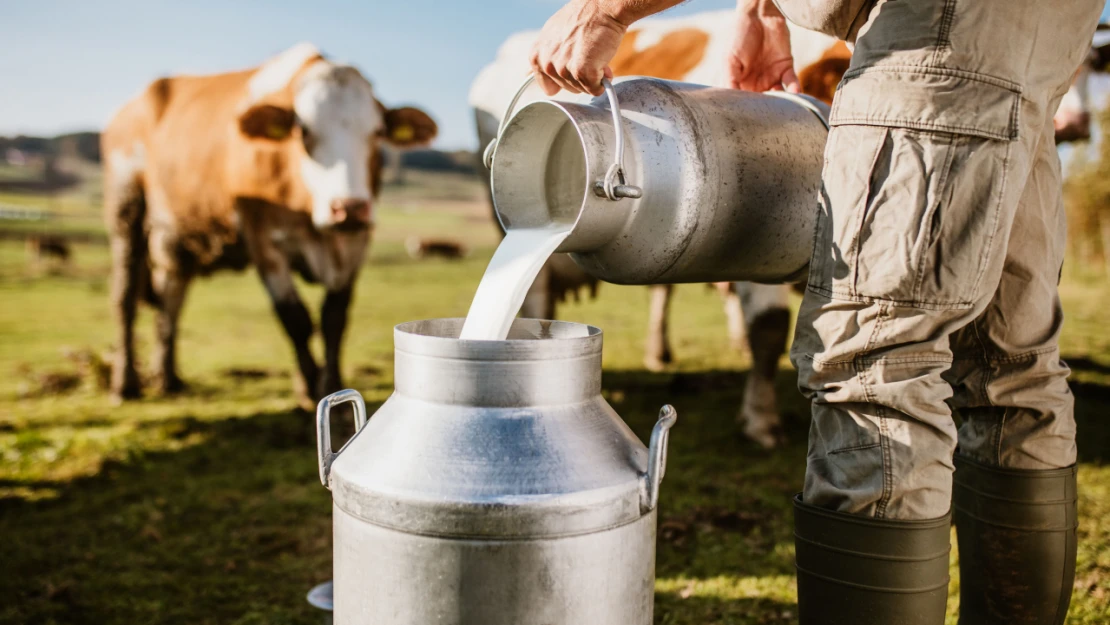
[793,494,951,625]
[953,455,1078,625]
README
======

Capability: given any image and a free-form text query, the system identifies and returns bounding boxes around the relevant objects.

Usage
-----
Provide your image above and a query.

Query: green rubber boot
[953,455,1078,625]
[793,494,951,625]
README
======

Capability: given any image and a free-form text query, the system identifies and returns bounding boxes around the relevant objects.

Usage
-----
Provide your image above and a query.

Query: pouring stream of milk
[459,226,573,340]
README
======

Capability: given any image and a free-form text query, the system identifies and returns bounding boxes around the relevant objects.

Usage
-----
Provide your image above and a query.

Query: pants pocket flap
[830,67,1021,141]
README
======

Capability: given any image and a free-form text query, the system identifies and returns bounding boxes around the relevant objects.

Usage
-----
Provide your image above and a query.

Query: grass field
[0,172,1108,624]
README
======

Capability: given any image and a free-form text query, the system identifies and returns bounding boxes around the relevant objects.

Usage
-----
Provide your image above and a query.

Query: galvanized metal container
[316,318,676,625]
[486,76,829,285]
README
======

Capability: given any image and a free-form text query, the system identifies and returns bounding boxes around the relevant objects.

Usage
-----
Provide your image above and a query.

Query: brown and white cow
[471,12,1109,448]
[103,42,436,406]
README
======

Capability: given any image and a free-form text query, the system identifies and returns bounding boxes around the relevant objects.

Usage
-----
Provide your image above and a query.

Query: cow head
[238,48,437,231]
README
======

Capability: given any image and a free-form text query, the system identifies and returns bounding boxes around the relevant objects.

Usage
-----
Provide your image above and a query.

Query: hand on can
[726,0,800,93]
[529,0,626,96]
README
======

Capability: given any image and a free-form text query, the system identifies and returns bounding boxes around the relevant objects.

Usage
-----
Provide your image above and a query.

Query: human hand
[725,0,800,93]
[529,0,626,96]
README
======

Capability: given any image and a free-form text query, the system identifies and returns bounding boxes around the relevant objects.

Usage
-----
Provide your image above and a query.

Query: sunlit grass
[1,178,1108,624]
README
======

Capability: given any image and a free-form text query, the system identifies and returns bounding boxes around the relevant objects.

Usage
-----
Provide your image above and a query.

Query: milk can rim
[393,318,603,360]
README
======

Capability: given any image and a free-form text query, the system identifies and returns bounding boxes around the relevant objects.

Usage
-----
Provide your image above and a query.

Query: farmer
[528,0,1104,623]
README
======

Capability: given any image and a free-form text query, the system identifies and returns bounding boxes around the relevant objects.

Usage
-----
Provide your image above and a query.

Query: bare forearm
[737,0,784,18]
[596,0,690,27]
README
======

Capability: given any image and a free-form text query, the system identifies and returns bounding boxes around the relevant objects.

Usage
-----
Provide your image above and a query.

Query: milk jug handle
[316,389,369,489]
[482,75,643,202]
[641,404,678,513]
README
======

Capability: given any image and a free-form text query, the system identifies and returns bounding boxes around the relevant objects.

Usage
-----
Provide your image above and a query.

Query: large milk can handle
[482,74,643,201]
[316,389,369,489]
[641,404,678,514]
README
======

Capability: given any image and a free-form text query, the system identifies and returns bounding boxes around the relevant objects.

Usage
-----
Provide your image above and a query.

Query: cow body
[104,43,436,406]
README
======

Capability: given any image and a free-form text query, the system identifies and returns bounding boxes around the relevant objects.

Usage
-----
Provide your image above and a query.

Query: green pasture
[0,175,1107,624]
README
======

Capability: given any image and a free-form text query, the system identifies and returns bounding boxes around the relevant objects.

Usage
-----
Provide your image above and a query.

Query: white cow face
[238,54,438,231]
[294,64,380,230]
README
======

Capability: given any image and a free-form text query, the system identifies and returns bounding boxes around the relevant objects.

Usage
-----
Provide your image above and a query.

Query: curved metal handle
[482,74,642,201]
[640,404,678,514]
[316,389,369,489]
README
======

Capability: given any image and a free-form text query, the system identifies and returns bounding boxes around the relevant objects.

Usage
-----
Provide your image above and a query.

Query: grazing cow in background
[103,42,437,407]
[471,11,1110,449]
[26,234,72,268]
[405,236,468,260]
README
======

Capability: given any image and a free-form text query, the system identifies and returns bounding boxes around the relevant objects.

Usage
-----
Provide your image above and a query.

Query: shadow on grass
[654,593,798,625]
[2,363,1108,625]
[0,405,380,625]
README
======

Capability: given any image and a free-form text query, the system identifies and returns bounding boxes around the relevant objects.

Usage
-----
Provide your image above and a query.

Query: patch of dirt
[222,367,285,380]
[660,505,770,547]
[14,347,111,398]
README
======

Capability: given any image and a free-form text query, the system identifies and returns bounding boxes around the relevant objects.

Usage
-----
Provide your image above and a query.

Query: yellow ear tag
[266,124,290,139]
[391,124,415,142]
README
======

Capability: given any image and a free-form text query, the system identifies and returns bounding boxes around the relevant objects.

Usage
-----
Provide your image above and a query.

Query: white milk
[458,225,572,340]
[462,116,587,340]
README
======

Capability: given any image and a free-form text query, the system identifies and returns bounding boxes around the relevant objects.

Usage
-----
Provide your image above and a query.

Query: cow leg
[260,264,319,409]
[319,285,353,398]
[736,282,791,449]
[242,216,320,408]
[644,284,674,372]
[105,186,146,402]
[716,282,747,350]
[150,264,191,394]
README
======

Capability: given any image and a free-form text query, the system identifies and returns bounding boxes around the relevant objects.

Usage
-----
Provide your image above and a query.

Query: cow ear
[382,107,437,147]
[238,104,296,141]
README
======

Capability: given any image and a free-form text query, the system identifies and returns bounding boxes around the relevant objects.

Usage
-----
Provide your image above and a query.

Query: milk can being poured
[459,78,639,340]
[485,75,830,287]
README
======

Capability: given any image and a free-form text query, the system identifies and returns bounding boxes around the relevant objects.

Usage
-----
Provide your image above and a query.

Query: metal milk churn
[485,76,830,285]
[316,318,677,625]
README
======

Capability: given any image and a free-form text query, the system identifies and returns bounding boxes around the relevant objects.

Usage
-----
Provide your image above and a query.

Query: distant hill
[1,132,101,164]
[399,149,478,175]
[2,131,479,177]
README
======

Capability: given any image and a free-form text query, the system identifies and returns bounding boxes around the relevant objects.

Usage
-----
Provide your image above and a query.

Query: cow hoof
[158,376,189,396]
[296,393,317,413]
[643,346,673,372]
[110,371,143,403]
[741,415,786,450]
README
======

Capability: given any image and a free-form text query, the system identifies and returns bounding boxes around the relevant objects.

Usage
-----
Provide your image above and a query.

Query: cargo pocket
[807,67,1020,308]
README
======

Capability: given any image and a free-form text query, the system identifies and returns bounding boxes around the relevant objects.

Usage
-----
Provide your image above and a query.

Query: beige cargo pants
[780,0,1105,519]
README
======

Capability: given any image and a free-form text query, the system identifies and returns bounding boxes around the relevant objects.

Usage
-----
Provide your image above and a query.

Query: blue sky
[0,0,734,149]
[3,0,1108,149]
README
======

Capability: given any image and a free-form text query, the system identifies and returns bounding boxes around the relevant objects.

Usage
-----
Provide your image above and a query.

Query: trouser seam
[828,442,882,455]
[858,302,892,518]
[970,140,1014,298]
[913,133,957,302]
[850,128,893,298]
[932,0,958,64]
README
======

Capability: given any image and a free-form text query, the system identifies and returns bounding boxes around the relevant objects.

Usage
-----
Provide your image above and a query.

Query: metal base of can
[307,581,333,625]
